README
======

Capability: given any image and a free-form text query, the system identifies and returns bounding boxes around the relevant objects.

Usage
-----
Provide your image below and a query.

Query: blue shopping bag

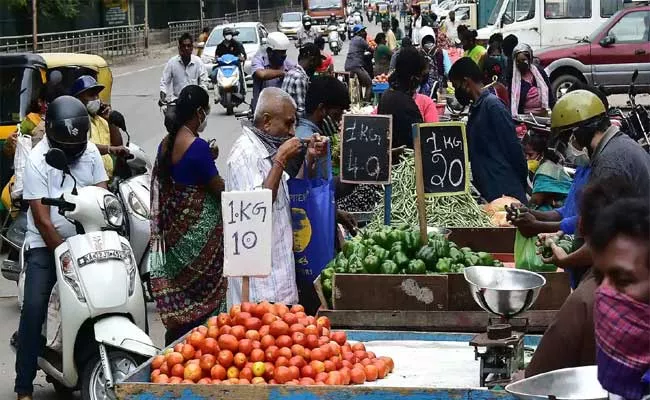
[288,148,336,311]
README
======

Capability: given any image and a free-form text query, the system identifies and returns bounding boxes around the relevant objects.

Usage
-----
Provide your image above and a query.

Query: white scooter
[15,148,156,399]
[327,23,342,55]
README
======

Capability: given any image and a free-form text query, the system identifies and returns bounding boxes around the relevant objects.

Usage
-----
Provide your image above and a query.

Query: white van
[476,0,625,48]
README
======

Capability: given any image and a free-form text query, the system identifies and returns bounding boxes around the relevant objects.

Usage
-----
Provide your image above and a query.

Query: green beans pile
[368,152,494,229]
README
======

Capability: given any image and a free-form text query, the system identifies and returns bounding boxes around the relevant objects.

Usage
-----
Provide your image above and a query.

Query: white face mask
[423,42,435,51]
[86,99,101,115]
[225,34,233,41]
[198,109,208,133]
[565,137,590,166]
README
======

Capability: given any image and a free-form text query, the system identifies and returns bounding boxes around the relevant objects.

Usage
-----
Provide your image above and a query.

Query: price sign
[340,114,393,184]
[415,122,469,196]
[221,190,272,278]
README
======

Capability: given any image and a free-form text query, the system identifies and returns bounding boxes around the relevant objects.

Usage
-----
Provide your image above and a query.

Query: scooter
[337,21,347,42]
[211,54,245,115]
[347,18,356,40]
[327,24,342,55]
[12,148,156,399]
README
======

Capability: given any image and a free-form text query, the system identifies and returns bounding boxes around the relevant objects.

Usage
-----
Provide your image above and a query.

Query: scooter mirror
[45,148,71,175]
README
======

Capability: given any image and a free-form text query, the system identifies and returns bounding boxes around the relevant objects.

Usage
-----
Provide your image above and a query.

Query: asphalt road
[0,21,383,399]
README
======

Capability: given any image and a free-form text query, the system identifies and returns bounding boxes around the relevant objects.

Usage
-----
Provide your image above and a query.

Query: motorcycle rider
[296,15,319,48]
[345,25,373,102]
[14,96,109,400]
[214,27,247,98]
[250,31,296,112]
[71,75,130,180]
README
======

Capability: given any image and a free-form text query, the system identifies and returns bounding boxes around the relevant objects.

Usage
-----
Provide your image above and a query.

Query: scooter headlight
[128,191,150,220]
[121,243,137,296]
[60,251,86,302]
[103,194,124,228]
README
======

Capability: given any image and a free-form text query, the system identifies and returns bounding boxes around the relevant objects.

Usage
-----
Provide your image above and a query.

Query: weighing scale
[464,266,546,388]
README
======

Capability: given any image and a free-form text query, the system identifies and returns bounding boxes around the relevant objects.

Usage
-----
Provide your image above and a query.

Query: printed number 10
[232,231,258,255]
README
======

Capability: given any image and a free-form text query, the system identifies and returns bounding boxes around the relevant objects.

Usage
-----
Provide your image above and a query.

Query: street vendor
[226,87,328,305]
[448,57,528,203]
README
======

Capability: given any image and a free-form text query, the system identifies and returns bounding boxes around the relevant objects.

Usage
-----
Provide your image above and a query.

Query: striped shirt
[225,125,298,306]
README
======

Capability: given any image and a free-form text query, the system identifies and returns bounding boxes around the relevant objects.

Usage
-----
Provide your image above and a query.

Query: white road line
[114,62,167,78]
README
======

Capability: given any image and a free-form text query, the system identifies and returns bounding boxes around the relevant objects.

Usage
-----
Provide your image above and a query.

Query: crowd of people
[7,9,650,400]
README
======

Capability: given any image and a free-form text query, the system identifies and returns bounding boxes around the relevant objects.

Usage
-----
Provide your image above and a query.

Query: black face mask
[49,139,87,165]
[516,60,530,74]
[455,86,472,106]
[269,52,287,67]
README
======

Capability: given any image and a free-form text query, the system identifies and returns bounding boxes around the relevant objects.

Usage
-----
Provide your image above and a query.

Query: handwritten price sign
[221,190,272,277]
[340,114,392,184]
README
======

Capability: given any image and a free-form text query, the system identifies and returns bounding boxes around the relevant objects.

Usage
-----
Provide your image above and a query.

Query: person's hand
[535,231,564,247]
[336,209,358,236]
[539,241,568,268]
[277,137,304,163]
[209,141,219,160]
[109,145,130,157]
[308,134,329,158]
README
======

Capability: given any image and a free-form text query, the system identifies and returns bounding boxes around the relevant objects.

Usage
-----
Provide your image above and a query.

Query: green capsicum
[347,254,365,273]
[371,245,390,262]
[380,260,400,274]
[322,278,332,299]
[429,238,450,259]
[363,254,381,274]
[322,267,334,280]
[371,230,390,249]
[335,257,349,273]
[477,251,494,266]
[450,263,466,273]
[392,251,410,270]
[448,247,464,264]
[353,245,368,260]
[388,229,405,246]
[390,241,407,256]
[464,253,480,267]
[406,259,426,274]
[493,259,504,268]
[343,241,359,258]
[403,231,422,254]
[416,245,438,271]
[436,257,453,273]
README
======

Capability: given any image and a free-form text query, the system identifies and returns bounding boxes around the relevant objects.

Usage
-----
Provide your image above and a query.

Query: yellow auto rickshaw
[376,1,390,23]
[0,53,113,212]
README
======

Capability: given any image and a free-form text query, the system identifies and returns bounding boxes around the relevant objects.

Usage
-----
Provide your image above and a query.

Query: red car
[537,5,650,98]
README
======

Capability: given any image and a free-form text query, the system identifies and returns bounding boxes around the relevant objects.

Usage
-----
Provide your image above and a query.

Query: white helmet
[419,26,436,46]
[266,32,290,51]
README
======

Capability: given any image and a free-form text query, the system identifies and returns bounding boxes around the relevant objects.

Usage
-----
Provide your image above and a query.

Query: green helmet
[551,89,607,131]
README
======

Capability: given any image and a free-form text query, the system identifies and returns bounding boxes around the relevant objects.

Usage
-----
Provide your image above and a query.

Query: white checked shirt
[159,55,209,100]
[225,125,298,306]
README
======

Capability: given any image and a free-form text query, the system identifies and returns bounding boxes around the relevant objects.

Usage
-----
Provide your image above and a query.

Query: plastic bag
[514,230,556,272]
[12,134,33,200]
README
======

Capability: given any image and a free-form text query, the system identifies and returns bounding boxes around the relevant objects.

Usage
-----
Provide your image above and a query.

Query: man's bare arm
[30,200,64,251]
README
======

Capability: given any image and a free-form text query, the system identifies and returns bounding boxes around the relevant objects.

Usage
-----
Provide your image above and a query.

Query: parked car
[537,5,650,99]
[278,12,304,38]
[201,22,269,87]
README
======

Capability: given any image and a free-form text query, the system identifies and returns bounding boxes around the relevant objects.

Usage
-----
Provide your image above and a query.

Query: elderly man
[226,87,327,305]
[159,32,209,104]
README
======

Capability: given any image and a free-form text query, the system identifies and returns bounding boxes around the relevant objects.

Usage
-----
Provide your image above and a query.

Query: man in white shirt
[159,32,209,104]
[442,10,461,43]
[14,96,108,400]
[226,87,327,306]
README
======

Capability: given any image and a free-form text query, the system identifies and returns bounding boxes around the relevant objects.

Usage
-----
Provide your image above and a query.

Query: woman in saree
[150,85,227,345]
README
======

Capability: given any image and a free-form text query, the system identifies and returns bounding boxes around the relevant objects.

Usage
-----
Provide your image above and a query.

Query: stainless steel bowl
[505,366,607,400]
[463,266,546,318]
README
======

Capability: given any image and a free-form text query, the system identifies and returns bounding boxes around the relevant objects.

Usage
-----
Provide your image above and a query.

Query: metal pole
[200,0,205,29]
[235,0,239,22]
[257,0,261,21]
[32,0,38,51]
[144,0,149,49]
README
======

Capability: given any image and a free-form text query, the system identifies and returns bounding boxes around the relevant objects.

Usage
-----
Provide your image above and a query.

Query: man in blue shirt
[448,57,528,203]
[344,25,372,102]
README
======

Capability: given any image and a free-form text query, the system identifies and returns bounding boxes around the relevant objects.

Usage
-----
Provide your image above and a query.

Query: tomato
[309,360,325,374]
[200,338,219,355]
[238,339,254,356]
[252,361,266,377]
[218,334,239,353]
[234,312,251,326]
[150,369,161,381]
[244,317,262,332]
[263,362,275,380]
[380,356,394,372]
[240,302,254,313]
[199,354,216,372]
[217,313,232,327]
[278,347,292,359]
[211,364,226,380]
[275,356,290,368]
[274,303,289,318]
[207,325,219,340]
[299,377,315,385]
[290,304,305,313]
[233,352,248,369]
[246,330,261,341]
[291,344,305,358]
[197,377,212,384]
[301,364,316,379]
[314,371,329,383]
[153,374,169,384]
[207,316,218,327]
[218,325,232,336]
[288,365,300,381]
[350,367,366,384]
[159,362,169,376]
[269,320,290,337]
[226,366,240,379]
[171,363,185,378]
[151,355,165,370]
[352,343,366,352]
[240,367,254,381]
[275,366,291,384]
[184,363,203,382]
[373,359,388,378]
[252,376,267,384]
[217,350,234,368]
[261,335,275,350]
[292,332,306,347]
[250,348,265,363]
[310,348,326,362]
[179,345,195,362]
[306,334,319,349]
[364,364,378,381]
[169,376,183,384]
[367,351,376,359]
[339,367,351,385]
[229,305,241,318]
[323,360,335,372]
[289,355,306,369]
[276,335,293,348]
[304,325,319,336]
[326,371,342,385]
[230,325,246,341]
[188,331,205,349]
[331,331,347,346]
[166,352,184,367]
[265,345,279,362]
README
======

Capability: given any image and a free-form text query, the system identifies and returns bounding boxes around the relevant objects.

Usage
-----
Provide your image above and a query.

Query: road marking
[114,62,166,78]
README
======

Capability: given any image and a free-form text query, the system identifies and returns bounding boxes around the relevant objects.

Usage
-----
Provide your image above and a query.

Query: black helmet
[223,27,236,37]
[302,15,312,24]
[46,96,90,163]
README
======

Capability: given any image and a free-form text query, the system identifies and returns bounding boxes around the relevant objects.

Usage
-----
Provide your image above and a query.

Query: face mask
[527,159,540,173]
[516,60,530,73]
[270,52,287,66]
[423,42,435,51]
[565,139,590,166]
[455,86,472,106]
[86,99,101,115]
[305,23,311,29]
[197,109,208,133]
[224,34,233,41]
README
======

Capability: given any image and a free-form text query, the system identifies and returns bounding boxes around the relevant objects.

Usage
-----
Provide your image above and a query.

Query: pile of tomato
[150,302,394,385]
[372,74,389,83]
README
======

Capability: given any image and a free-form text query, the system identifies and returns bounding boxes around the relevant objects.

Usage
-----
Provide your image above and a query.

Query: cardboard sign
[221,190,272,277]
[414,122,469,196]
[340,114,393,184]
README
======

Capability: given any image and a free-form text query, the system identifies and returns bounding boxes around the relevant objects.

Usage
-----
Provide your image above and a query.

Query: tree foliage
[1,0,87,19]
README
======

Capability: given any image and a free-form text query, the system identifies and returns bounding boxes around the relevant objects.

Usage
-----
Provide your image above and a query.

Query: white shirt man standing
[442,10,461,43]
[159,32,209,104]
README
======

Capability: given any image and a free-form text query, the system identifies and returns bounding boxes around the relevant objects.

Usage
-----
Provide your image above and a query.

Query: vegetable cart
[116,330,538,399]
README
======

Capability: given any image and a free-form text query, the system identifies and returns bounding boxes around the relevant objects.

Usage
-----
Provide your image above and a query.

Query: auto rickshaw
[376,1,390,24]
[0,53,112,211]
[418,1,431,16]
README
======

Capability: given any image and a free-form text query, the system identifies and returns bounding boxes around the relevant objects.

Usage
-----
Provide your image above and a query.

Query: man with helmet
[71,75,129,179]
[250,31,296,112]
[345,24,373,102]
[14,96,108,400]
[215,27,247,97]
[296,15,319,48]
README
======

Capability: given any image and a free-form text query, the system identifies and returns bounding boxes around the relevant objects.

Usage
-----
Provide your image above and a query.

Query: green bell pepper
[429,238,450,259]
[493,259,504,268]
[460,247,472,254]
[322,267,334,280]
[380,260,399,274]
[416,245,438,271]
[353,245,368,260]
[556,239,574,254]
[477,251,494,266]
[392,251,410,270]
[464,253,480,267]
[343,241,359,258]
[322,278,332,299]
[406,259,426,274]
[450,263,465,273]
[363,254,381,274]
[388,229,405,246]
[347,254,365,273]
[371,245,390,262]
[335,257,349,273]
[436,257,453,273]
[403,231,421,254]
[449,247,464,264]
[371,231,389,249]
[390,241,407,256]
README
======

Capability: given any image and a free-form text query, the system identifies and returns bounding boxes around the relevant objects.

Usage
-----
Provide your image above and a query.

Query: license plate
[77,249,128,268]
